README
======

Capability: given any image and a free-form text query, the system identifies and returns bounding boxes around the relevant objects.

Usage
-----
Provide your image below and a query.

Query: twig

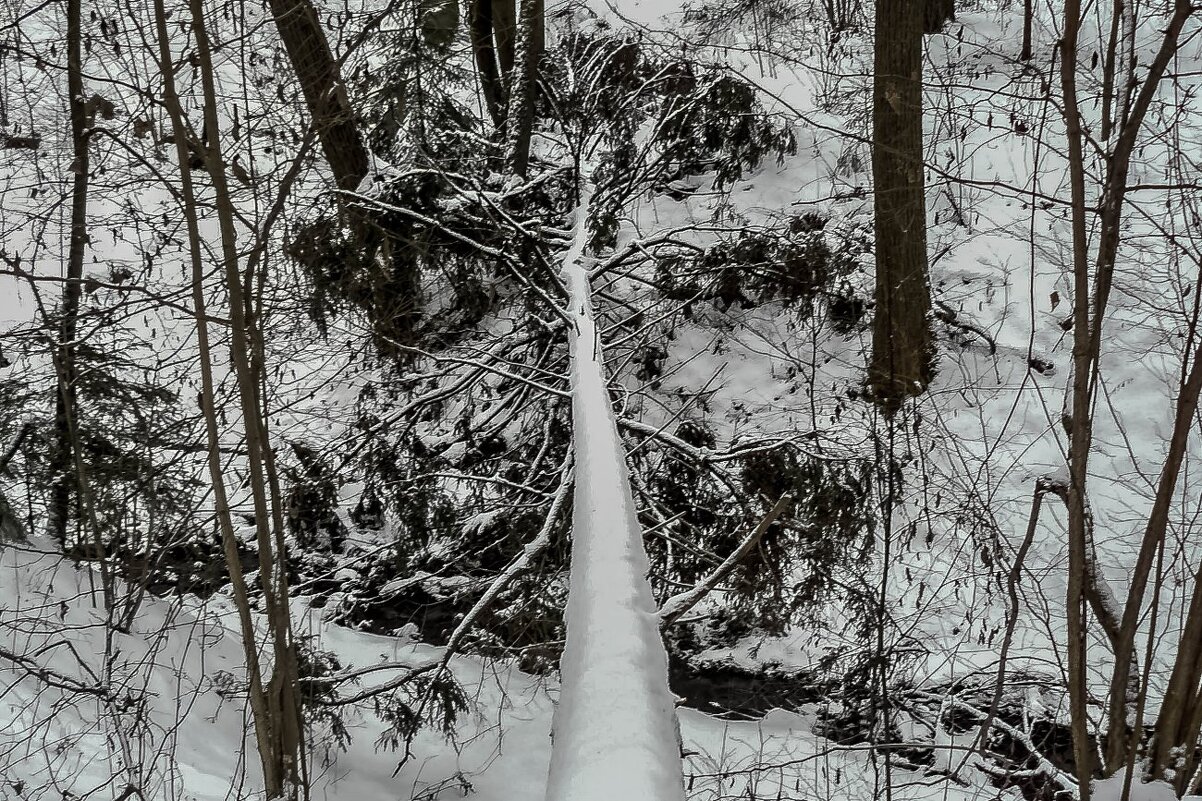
[974,477,1047,754]
[934,300,997,354]
[0,644,125,704]
[442,458,573,655]
[320,460,575,706]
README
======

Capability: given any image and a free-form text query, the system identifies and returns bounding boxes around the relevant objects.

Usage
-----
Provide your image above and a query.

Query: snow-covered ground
[0,536,1025,801]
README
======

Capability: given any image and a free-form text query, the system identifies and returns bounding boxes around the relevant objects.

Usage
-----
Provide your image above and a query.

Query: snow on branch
[443,457,574,655]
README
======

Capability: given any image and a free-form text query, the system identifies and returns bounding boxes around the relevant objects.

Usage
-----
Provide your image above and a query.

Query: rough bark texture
[270,0,429,341]
[0,425,27,542]
[504,0,542,177]
[869,0,933,415]
[269,0,369,191]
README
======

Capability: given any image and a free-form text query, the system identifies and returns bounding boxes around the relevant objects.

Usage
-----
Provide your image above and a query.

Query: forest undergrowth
[2,0,1201,798]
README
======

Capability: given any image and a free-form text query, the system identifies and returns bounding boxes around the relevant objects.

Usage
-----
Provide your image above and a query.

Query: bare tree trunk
[190,0,309,795]
[869,0,933,415]
[1101,339,1202,776]
[1020,0,1033,61]
[1100,0,1121,140]
[269,0,368,191]
[48,0,90,549]
[1059,0,1097,794]
[471,0,505,125]
[922,0,954,34]
[492,0,517,79]
[150,0,283,793]
[41,12,112,603]
[1115,0,1135,132]
[1057,0,1195,788]
[504,0,542,177]
[270,0,429,344]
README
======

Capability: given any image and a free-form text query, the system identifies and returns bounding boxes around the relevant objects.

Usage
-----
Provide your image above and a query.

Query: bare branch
[658,493,794,628]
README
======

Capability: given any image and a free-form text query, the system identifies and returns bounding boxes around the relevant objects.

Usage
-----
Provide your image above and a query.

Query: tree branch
[658,493,794,628]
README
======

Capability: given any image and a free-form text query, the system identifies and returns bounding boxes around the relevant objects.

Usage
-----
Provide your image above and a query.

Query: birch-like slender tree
[1057,1,1198,796]
[150,0,310,794]
[47,0,90,548]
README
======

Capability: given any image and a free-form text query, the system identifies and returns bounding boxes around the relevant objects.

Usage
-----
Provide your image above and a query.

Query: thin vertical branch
[1058,0,1095,791]
[150,0,279,793]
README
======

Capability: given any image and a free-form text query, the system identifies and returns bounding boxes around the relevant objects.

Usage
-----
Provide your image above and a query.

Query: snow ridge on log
[543,189,686,801]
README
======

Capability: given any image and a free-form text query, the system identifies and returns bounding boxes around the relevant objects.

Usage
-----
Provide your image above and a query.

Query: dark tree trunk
[1100,0,1122,139]
[504,0,543,177]
[492,0,517,78]
[1021,0,1033,60]
[922,0,954,33]
[471,0,506,125]
[270,0,427,339]
[870,0,933,414]
[49,0,90,548]
[269,0,369,191]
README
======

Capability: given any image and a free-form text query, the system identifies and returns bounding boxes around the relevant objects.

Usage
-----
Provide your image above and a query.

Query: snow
[0,536,1023,801]
[544,189,686,801]
[5,0,1202,798]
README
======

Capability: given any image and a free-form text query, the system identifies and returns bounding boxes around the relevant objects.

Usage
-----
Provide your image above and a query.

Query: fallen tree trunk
[544,186,685,801]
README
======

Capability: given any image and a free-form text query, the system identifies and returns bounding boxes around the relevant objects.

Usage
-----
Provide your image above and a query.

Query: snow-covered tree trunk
[544,190,685,801]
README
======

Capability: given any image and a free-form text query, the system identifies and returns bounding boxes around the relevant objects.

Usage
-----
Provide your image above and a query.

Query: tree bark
[150,0,284,794]
[1046,0,1195,782]
[1100,0,1122,140]
[269,0,369,191]
[471,0,505,125]
[1059,0,1096,794]
[1021,0,1033,60]
[270,0,428,343]
[504,0,542,177]
[869,0,933,414]
[492,0,517,78]
[191,0,309,795]
[922,0,954,34]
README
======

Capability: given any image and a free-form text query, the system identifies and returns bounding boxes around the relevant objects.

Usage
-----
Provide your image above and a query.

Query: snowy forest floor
[0,537,1019,801]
